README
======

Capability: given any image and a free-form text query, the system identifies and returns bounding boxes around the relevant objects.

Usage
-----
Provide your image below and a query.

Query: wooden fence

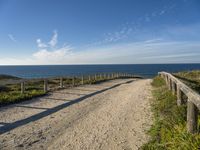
[158,72,200,134]
[17,72,140,94]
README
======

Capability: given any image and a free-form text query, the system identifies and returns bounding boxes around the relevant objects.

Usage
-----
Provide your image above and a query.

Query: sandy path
[0,79,152,150]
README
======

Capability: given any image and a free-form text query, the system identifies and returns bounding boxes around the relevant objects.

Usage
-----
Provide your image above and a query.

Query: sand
[0,79,153,150]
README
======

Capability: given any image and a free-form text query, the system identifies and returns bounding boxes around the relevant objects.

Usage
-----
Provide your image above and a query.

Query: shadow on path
[15,105,49,110]
[43,97,72,102]
[53,92,87,96]
[0,80,134,134]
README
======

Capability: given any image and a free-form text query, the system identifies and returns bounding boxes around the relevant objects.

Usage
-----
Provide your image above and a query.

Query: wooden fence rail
[15,72,141,94]
[158,71,200,134]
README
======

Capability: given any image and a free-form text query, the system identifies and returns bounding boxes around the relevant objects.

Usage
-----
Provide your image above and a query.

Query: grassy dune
[143,75,200,150]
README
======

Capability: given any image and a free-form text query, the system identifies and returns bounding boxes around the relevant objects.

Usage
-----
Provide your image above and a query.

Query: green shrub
[151,76,165,87]
[0,90,46,106]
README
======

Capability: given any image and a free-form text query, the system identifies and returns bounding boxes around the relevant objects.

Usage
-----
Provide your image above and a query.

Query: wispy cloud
[36,39,47,48]
[0,39,200,65]
[48,30,58,48]
[34,30,72,63]
[36,30,58,49]
[33,46,72,63]
[86,3,177,48]
[8,34,17,43]
[145,38,163,43]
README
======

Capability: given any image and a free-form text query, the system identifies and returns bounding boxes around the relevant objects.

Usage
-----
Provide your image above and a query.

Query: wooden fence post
[88,75,91,82]
[94,74,97,81]
[172,81,176,95]
[164,75,168,84]
[81,76,84,85]
[44,79,48,92]
[187,100,198,134]
[60,77,63,88]
[167,76,171,89]
[177,84,184,106]
[72,77,75,86]
[168,78,172,90]
[21,82,25,94]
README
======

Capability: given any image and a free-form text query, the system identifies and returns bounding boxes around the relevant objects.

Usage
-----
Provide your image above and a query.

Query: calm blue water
[0,64,200,79]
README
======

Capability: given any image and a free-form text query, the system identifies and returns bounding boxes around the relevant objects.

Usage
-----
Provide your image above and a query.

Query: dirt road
[0,79,153,150]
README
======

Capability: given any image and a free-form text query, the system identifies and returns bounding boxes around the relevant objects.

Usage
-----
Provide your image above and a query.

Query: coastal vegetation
[143,72,200,150]
[0,77,46,106]
[174,70,200,93]
[0,73,138,106]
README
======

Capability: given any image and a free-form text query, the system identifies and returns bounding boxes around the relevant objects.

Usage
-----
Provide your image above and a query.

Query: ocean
[0,64,200,79]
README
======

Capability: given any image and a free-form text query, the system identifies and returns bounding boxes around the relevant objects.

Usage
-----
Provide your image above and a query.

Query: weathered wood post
[164,75,168,85]
[187,99,198,134]
[94,74,97,81]
[44,79,48,93]
[167,76,171,89]
[172,81,176,95]
[81,76,84,85]
[168,78,172,90]
[72,77,75,86]
[88,75,91,83]
[21,82,25,94]
[60,77,63,88]
[177,84,184,106]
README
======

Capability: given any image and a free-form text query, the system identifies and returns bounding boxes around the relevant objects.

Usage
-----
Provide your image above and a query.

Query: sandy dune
[0,79,152,150]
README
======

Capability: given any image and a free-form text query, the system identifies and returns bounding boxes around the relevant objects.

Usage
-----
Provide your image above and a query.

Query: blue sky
[0,0,200,65]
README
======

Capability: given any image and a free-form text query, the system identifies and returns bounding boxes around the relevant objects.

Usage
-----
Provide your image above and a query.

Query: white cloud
[36,30,58,49]
[33,30,73,64]
[8,34,17,42]
[1,40,200,65]
[36,39,47,48]
[145,38,163,43]
[33,46,72,63]
[48,30,58,47]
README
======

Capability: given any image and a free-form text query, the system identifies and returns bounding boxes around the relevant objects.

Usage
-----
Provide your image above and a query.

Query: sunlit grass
[142,76,200,150]
[0,75,121,106]
[174,70,200,93]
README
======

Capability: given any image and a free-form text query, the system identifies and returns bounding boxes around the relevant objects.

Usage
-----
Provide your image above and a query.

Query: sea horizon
[0,64,200,79]
[0,63,200,66]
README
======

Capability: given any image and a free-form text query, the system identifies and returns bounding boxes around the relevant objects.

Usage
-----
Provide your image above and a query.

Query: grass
[0,74,130,106]
[0,90,46,106]
[173,70,200,93]
[0,79,46,106]
[0,74,20,80]
[142,76,200,150]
